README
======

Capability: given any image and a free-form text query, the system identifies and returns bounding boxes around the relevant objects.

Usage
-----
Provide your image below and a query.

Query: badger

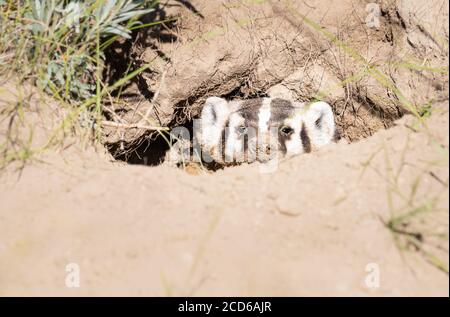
[198,96,339,166]
[166,97,339,168]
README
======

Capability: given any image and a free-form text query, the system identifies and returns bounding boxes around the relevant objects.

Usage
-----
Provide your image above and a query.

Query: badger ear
[305,101,336,146]
[201,97,230,126]
[200,97,230,150]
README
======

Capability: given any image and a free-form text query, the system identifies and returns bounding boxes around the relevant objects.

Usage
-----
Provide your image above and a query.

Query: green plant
[1,0,155,101]
[0,0,167,169]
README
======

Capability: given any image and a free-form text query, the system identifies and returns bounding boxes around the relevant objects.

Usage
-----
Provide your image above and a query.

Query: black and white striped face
[200,97,336,165]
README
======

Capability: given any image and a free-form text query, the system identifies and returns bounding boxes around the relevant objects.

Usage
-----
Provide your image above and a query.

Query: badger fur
[199,97,339,165]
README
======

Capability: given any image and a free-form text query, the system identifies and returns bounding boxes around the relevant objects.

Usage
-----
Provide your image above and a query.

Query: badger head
[199,97,337,165]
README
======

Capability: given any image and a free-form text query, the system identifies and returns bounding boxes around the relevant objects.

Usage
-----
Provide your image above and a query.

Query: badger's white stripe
[258,98,271,133]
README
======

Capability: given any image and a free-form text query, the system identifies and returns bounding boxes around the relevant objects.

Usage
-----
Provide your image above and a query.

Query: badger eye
[236,126,247,135]
[280,126,294,135]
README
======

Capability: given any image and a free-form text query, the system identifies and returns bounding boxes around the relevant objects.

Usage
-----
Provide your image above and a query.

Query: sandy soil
[0,0,448,296]
[0,99,448,296]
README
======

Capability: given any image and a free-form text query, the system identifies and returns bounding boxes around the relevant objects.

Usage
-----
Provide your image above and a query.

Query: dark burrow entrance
[103,87,407,169]
[101,38,407,169]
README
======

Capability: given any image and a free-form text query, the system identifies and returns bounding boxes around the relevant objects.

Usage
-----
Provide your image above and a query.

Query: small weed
[0,0,168,167]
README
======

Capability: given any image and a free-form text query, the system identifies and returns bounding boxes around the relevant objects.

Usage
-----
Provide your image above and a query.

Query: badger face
[199,97,337,165]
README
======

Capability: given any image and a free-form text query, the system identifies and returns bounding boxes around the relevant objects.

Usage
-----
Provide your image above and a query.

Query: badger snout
[247,134,279,163]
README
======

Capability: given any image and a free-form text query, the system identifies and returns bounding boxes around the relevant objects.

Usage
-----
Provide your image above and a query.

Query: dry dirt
[0,0,449,296]
[0,91,448,296]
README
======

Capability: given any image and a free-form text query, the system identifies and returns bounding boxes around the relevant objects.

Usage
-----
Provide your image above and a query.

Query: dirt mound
[0,101,448,296]
[101,0,448,162]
